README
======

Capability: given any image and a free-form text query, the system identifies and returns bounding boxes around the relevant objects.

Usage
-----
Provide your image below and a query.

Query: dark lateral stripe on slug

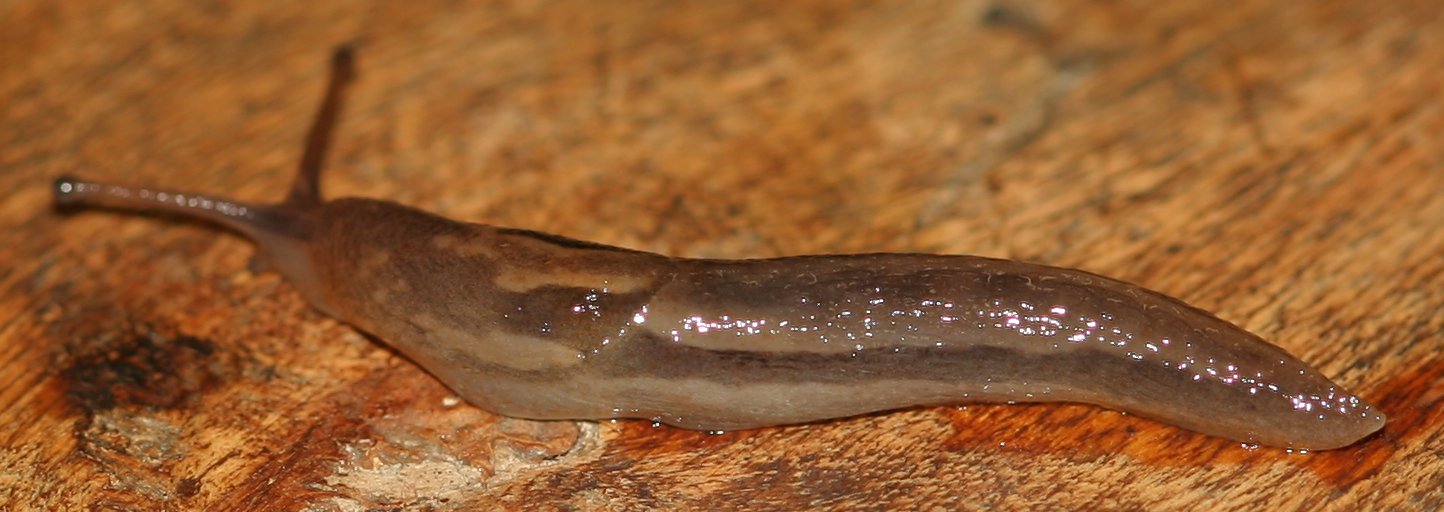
[603,331,1182,393]
[450,325,1284,409]
[493,227,647,253]
[590,333,1379,437]
[426,327,1351,436]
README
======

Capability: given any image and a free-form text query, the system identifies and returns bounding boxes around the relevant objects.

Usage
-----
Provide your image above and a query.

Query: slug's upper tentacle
[288,45,355,208]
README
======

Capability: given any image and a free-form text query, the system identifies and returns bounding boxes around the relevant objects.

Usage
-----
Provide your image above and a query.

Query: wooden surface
[3,1,1442,510]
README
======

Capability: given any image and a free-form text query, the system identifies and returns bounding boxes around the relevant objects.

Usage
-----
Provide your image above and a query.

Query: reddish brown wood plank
[2,1,1441,509]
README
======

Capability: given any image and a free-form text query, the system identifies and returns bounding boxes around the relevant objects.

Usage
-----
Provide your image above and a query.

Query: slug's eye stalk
[50,173,266,238]
[288,44,357,208]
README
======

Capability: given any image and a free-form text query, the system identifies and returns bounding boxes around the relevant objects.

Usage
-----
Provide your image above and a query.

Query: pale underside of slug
[51,48,1385,450]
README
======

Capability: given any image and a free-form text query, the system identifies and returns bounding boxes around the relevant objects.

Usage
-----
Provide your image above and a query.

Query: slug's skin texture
[52,48,1385,450]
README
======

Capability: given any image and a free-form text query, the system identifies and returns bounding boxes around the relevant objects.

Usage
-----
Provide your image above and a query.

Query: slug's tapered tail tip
[1334,393,1388,447]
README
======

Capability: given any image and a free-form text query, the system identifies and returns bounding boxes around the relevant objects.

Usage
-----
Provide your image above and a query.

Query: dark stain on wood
[60,329,222,416]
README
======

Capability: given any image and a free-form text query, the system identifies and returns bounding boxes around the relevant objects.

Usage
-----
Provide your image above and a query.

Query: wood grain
[3,0,1442,510]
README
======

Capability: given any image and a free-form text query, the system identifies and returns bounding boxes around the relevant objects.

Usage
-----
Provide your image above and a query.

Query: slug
[52,48,1385,450]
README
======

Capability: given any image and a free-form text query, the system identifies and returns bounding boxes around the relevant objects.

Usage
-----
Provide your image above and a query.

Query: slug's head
[51,46,357,314]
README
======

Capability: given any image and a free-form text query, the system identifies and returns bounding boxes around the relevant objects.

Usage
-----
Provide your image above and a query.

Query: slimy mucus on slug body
[51,47,1385,451]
